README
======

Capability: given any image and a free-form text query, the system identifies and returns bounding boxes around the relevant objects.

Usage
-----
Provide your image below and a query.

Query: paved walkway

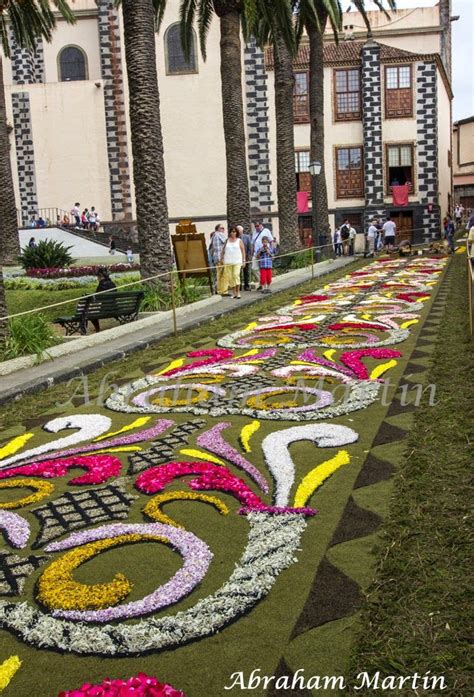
[0,257,354,404]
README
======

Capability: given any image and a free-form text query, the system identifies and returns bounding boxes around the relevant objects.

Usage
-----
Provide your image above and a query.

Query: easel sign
[171,220,213,292]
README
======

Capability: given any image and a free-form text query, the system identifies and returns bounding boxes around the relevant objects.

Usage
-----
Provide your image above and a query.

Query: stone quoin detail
[416,61,440,241]
[11,92,39,224]
[244,38,274,219]
[97,0,133,221]
[362,42,385,229]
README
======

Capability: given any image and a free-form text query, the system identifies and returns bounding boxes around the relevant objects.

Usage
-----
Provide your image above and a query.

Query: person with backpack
[340,220,351,256]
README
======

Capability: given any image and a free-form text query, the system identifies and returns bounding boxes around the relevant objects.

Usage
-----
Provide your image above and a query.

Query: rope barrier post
[310,246,314,278]
[315,242,321,264]
[170,271,178,336]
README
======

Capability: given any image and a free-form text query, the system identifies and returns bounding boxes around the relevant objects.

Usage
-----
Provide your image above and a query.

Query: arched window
[58,46,88,82]
[165,23,198,75]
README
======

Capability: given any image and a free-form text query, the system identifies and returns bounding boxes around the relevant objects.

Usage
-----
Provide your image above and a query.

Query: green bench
[55,291,144,336]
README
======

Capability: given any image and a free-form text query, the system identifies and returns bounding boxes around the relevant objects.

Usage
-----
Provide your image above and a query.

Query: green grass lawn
[6,287,96,324]
[348,254,472,695]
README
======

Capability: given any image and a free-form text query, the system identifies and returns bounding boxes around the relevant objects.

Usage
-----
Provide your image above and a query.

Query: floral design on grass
[0,258,447,655]
[58,673,185,697]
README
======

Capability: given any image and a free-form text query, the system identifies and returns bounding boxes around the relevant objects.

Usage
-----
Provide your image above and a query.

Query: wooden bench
[55,291,144,336]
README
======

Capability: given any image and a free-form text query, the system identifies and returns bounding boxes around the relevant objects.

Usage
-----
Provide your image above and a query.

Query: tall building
[2,0,454,244]
[453,117,474,211]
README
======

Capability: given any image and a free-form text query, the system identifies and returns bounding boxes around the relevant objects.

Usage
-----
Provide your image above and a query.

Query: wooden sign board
[171,221,213,292]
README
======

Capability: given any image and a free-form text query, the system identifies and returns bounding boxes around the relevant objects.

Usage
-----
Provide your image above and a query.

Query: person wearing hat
[90,267,116,332]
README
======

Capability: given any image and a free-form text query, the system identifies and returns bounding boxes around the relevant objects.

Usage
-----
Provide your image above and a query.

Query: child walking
[257,236,273,293]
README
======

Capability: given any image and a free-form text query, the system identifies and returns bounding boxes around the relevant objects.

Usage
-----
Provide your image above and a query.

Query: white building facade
[2,0,454,245]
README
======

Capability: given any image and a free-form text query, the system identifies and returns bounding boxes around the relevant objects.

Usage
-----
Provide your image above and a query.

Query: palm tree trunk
[121,0,173,288]
[0,55,20,265]
[218,9,251,233]
[307,13,331,253]
[273,26,300,255]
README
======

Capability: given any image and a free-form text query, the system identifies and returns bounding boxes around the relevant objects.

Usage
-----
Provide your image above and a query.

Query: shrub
[1,314,60,360]
[140,282,169,312]
[140,278,204,312]
[19,239,76,270]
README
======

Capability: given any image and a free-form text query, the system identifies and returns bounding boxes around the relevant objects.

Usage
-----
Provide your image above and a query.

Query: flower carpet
[0,256,448,695]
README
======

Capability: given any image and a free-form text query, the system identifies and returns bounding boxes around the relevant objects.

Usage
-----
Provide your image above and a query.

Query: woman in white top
[221,227,246,299]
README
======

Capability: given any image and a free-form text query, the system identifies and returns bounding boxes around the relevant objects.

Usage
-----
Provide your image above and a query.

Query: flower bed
[59,674,185,697]
[26,264,141,279]
[5,273,140,291]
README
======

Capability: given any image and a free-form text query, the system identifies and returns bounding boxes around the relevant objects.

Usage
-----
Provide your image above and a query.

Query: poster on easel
[171,220,213,293]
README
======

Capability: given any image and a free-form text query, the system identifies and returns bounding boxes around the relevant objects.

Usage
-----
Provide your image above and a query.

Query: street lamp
[309,161,322,260]
[309,160,322,177]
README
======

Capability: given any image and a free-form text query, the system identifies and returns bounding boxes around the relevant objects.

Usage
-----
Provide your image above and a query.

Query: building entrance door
[390,211,413,243]
[298,215,313,247]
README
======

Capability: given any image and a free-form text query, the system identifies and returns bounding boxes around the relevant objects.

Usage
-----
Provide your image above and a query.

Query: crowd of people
[443,205,473,254]
[27,215,48,229]
[364,216,399,256]
[208,221,278,298]
[69,203,101,232]
[332,220,357,256]
[332,217,397,258]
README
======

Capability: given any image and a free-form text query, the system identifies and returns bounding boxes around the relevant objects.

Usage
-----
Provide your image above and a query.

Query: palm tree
[181,0,254,234]
[253,3,300,255]
[0,0,75,340]
[121,0,174,287]
[297,0,395,252]
[295,1,341,254]
[181,0,297,241]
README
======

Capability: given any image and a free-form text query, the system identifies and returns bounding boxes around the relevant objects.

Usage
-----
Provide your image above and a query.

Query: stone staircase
[57,225,140,254]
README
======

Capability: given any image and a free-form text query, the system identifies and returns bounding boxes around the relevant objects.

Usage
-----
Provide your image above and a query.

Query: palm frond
[179,0,198,59]
[151,0,168,31]
[351,0,396,34]
[294,0,342,37]
[196,0,213,61]
[1,0,75,57]
[253,0,296,55]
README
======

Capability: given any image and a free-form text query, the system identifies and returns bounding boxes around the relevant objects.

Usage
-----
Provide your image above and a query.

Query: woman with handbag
[220,227,246,299]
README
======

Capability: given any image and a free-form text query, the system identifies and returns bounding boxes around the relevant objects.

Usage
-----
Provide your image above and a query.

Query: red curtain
[297,191,310,213]
[392,185,409,207]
